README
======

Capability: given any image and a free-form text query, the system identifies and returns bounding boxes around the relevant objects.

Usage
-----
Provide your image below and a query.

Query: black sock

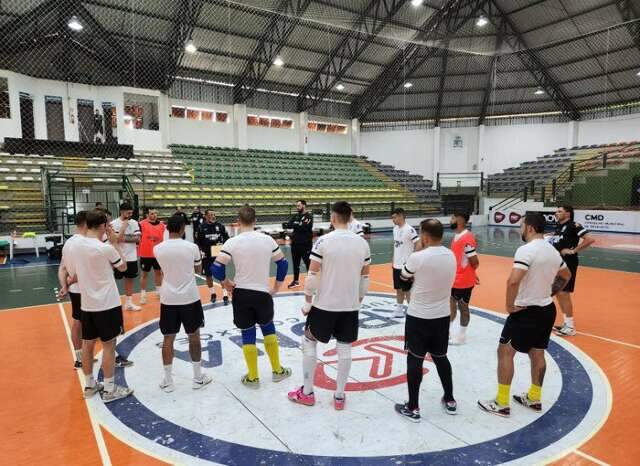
[433,355,454,402]
[407,353,424,410]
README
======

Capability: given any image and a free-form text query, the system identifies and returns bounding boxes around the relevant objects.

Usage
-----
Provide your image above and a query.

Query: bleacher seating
[363,159,441,206]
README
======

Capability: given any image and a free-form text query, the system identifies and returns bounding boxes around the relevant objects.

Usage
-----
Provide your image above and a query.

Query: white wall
[0,72,21,142]
[577,113,640,146]
[246,108,299,152]
[440,126,479,173]
[167,98,234,148]
[307,114,351,155]
[360,128,434,177]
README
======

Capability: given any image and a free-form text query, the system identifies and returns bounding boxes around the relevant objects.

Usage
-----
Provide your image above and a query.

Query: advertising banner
[490,208,640,233]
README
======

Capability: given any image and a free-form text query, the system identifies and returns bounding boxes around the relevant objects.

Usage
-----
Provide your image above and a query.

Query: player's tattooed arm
[551,267,572,296]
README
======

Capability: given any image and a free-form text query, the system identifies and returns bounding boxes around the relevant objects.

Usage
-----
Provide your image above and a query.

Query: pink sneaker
[287,386,315,406]
[334,395,345,411]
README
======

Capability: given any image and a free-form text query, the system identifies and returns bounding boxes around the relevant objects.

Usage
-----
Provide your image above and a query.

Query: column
[477,124,486,173]
[432,126,441,183]
[567,120,579,149]
[233,103,248,150]
[350,118,360,156]
[298,112,309,154]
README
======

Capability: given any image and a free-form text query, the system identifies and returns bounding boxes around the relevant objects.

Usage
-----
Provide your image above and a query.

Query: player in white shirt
[478,213,571,418]
[347,214,365,237]
[111,201,142,311]
[288,201,371,411]
[391,208,421,318]
[154,215,212,392]
[57,211,88,369]
[212,206,292,388]
[394,219,457,422]
[72,209,134,403]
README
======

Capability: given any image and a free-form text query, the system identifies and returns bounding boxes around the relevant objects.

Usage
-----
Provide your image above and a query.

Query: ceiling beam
[478,18,504,124]
[296,0,409,112]
[232,0,313,104]
[351,0,492,121]
[616,0,640,53]
[434,45,449,126]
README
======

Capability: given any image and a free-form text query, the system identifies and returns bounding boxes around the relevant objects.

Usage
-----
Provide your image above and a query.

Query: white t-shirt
[73,236,123,312]
[402,246,456,320]
[513,238,567,307]
[62,234,82,293]
[310,229,371,312]
[393,223,419,269]
[110,217,141,262]
[221,231,281,294]
[348,219,365,236]
[154,239,202,305]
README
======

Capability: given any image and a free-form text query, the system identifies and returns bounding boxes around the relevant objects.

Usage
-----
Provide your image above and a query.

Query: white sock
[104,377,115,393]
[163,364,173,382]
[140,289,146,298]
[208,286,215,296]
[459,326,467,336]
[335,342,352,399]
[302,337,317,395]
[125,296,132,306]
[222,289,228,298]
[85,374,95,388]
[192,361,202,379]
[565,317,574,328]
[75,349,82,362]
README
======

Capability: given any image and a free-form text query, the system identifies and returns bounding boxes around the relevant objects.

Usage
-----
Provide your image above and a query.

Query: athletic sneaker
[449,334,466,346]
[477,399,510,417]
[334,395,346,411]
[272,367,292,383]
[553,324,564,331]
[287,280,300,289]
[102,385,134,403]
[74,360,83,369]
[125,303,142,312]
[555,324,576,336]
[513,393,542,412]
[84,382,104,399]
[241,375,260,389]
[159,379,175,393]
[192,374,213,390]
[441,398,457,415]
[287,386,315,406]
[392,306,405,318]
[140,293,147,305]
[211,294,217,304]
[115,355,134,368]
[394,403,420,423]
[223,296,229,306]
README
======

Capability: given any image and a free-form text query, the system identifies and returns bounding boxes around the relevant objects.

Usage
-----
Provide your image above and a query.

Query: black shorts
[69,291,82,321]
[140,257,161,272]
[232,288,274,330]
[305,307,359,344]
[404,315,450,358]
[202,257,215,277]
[500,303,557,353]
[451,287,474,303]
[563,258,578,293]
[80,306,124,342]
[160,301,205,335]
[392,267,402,290]
[114,261,139,279]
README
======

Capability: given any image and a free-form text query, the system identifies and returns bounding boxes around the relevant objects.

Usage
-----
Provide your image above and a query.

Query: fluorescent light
[335,83,345,91]
[67,16,83,31]
[476,15,488,27]
[636,70,640,76]
[184,39,197,54]
[411,0,424,6]
[534,86,545,95]
[273,56,284,67]
[403,82,413,88]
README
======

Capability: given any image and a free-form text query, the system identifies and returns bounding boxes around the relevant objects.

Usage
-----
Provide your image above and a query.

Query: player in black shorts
[550,205,594,336]
[197,209,229,304]
[284,200,313,289]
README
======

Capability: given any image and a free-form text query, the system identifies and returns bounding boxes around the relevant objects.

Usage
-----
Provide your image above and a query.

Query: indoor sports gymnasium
[1,1,639,465]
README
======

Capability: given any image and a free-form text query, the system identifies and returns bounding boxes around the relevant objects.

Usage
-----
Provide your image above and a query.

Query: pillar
[350,118,360,156]
[432,126,441,183]
[233,103,248,150]
[298,112,309,153]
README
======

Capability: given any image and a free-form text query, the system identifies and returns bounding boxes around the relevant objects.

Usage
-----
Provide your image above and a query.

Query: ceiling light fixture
[403,82,413,88]
[184,39,197,54]
[411,0,424,6]
[534,86,545,95]
[335,83,345,91]
[67,16,83,31]
[273,56,284,67]
[476,15,489,27]
[636,70,640,76]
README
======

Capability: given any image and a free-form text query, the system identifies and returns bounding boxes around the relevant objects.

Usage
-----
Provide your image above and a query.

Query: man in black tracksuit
[285,200,313,289]
[191,206,204,241]
[197,209,230,304]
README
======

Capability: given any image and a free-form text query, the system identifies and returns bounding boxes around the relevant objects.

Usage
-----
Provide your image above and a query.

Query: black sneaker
[441,398,457,415]
[394,402,420,423]
[287,280,300,289]
[74,360,82,369]
[115,355,134,368]
[211,293,217,304]
[223,295,229,306]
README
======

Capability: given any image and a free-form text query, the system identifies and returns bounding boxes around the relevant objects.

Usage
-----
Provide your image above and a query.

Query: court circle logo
[90,293,611,465]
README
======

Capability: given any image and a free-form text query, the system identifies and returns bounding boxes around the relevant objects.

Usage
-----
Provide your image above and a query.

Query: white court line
[574,449,611,466]
[57,303,112,466]
[575,330,640,350]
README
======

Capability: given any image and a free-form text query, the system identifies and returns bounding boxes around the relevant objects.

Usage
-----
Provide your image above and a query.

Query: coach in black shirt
[284,200,313,289]
[191,206,204,241]
[197,209,230,305]
[550,205,594,336]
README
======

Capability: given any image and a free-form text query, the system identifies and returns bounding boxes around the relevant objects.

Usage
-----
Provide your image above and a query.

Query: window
[247,115,258,126]
[0,78,9,119]
[124,93,159,131]
[187,109,200,120]
[247,114,294,129]
[171,105,227,124]
[201,111,214,121]
[216,112,228,123]
[308,120,348,134]
[172,106,185,118]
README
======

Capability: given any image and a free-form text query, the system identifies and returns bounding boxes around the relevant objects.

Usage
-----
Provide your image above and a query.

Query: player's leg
[69,292,83,367]
[395,315,424,422]
[124,262,141,311]
[140,266,149,304]
[332,311,359,409]
[81,338,99,397]
[159,303,178,392]
[184,301,211,389]
[232,290,260,387]
[449,294,458,323]
[392,268,405,318]
[429,316,456,414]
[302,246,311,273]
[555,261,577,336]
[100,308,133,402]
[203,258,217,303]
[258,294,291,381]
[289,244,302,288]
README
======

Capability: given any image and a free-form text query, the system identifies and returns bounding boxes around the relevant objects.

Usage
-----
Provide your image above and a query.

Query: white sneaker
[449,334,466,345]
[555,324,576,337]
[193,374,213,390]
[139,294,147,305]
[102,384,134,403]
[126,303,142,312]
[392,306,405,318]
[159,379,175,393]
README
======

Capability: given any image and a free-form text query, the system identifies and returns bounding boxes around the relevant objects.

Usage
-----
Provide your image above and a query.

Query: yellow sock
[263,334,282,373]
[496,383,511,406]
[242,344,259,380]
[528,384,542,402]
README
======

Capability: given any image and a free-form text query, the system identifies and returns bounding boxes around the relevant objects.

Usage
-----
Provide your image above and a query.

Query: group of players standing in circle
[58,199,592,423]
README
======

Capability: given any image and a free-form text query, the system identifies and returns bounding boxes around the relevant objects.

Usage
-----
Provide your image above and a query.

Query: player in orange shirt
[139,208,166,304]
[449,211,479,345]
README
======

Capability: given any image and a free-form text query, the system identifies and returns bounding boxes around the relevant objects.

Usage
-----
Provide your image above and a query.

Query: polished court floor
[0,226,638,465]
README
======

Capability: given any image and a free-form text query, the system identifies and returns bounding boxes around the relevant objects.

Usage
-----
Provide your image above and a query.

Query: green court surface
[1,226,638,310]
